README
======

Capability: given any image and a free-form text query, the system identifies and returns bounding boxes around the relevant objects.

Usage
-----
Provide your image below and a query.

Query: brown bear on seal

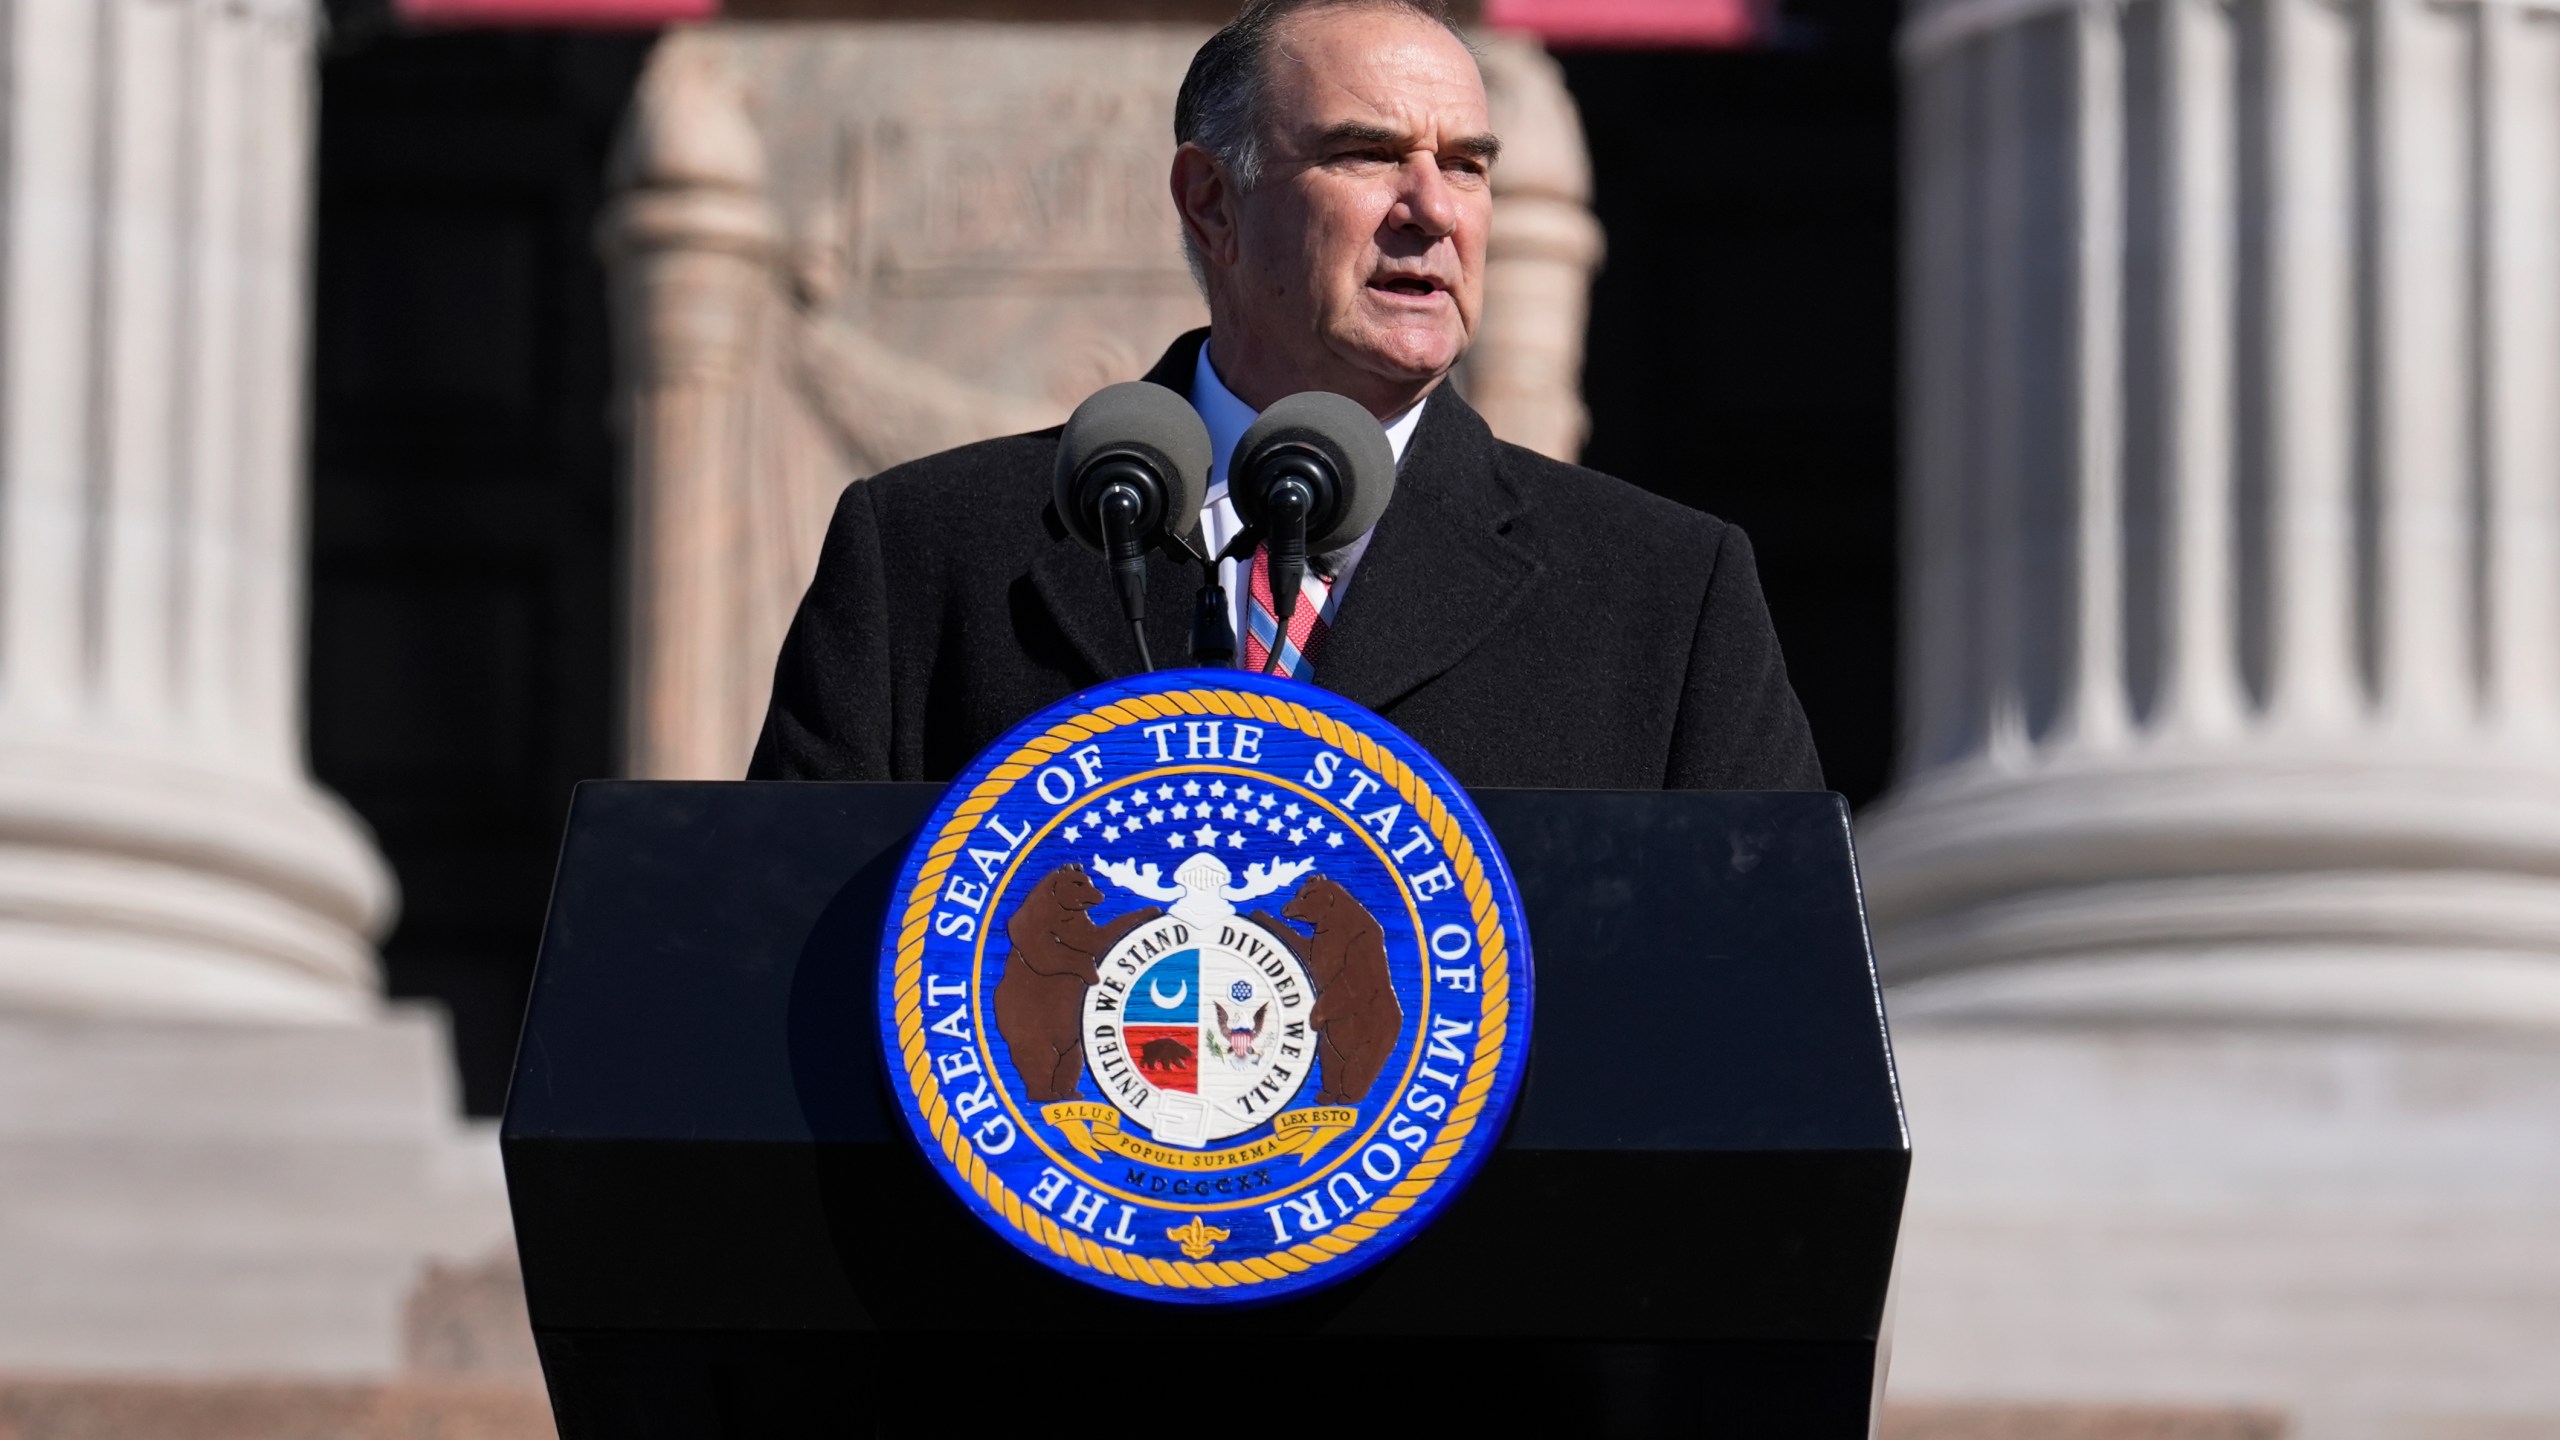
[992,863,1160,1103]
[1255,875,1401,1106]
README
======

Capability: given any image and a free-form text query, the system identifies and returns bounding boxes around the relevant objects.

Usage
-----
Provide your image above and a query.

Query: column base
[1858,743,2560,1027]
[1886,1021,2560,1437]
[0,738,394,1022]
[1884,945,2560,1028]
[0,1009,513,1375]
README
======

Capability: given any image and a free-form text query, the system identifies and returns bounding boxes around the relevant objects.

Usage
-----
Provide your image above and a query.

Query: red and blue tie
[1243,546,1334,680]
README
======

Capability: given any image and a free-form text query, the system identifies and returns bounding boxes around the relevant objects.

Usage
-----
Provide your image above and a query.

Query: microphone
[1053,382,1211,673]
[1229,392,1397,675]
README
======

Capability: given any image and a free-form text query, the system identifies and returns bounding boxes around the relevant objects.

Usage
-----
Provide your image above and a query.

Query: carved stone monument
[603,20,1603,780]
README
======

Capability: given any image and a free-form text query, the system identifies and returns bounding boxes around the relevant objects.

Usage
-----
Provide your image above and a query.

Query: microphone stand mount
[1086,458,1159,673]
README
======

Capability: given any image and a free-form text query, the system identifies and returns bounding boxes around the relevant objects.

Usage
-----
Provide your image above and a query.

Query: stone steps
[0,1381,2298,1440]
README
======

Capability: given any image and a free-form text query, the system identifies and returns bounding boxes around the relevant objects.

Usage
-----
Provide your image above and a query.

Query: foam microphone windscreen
[1052,381,1212,554]
[1233,391,1398,553]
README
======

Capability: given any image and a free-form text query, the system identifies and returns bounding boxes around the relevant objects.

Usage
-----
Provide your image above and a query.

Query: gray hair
[1173,0,1469,288]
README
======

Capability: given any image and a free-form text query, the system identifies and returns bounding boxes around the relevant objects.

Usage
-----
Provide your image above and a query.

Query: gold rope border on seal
[889,687,1515,1291]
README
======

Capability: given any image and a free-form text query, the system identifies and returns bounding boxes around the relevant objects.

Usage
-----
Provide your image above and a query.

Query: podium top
[507,783,1901,1153]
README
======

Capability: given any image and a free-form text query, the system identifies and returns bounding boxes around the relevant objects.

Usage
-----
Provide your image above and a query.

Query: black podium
[502,782,1907,1437]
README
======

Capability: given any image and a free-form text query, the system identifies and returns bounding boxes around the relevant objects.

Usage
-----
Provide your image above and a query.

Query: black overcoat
[748,331,1823,792]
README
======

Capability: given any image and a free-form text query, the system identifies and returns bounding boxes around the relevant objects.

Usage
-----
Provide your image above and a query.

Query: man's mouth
[1371,275,1443,298]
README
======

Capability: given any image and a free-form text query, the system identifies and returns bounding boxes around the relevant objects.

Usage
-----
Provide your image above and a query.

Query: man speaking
[749,0,1821,792]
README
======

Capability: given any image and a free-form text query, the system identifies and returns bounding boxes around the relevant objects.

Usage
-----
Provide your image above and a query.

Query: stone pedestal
[0,0,511,1376]
[0,1013,513,1375]
[1888,1024,2560,1436]
[1871,0,2560,1427]
[604,21,1604,780]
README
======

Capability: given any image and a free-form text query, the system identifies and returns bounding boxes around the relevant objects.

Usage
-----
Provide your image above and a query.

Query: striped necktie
[1243,546,1335,680]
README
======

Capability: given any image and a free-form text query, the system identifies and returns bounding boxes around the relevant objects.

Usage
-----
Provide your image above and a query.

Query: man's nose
[1387,152,1459,238]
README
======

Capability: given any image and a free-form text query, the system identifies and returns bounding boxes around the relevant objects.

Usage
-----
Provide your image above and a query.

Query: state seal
[876,668,1535,1304]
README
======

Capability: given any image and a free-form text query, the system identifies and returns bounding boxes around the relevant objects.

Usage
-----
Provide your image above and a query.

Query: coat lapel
[1023,332,1212,683]
[1026,537,1198,684]
[1318,387,1541,711]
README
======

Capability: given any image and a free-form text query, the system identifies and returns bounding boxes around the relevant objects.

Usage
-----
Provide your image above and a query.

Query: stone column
[0,0,393,1022]
[0,0,515,1378]
[1460,35,1606,462]
[1866,0,2560,1029]
[1873,0,2560,1424]
[598,43,780,785]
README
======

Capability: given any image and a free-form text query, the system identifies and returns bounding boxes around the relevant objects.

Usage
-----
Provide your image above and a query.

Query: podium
[502,782,1907,1436]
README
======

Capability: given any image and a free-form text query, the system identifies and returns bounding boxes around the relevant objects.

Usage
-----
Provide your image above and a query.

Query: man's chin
[1331,321,1467,388]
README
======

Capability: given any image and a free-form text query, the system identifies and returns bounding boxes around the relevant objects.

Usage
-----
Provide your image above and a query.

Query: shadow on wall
[1563,42,1900,810]
[309,30,649,1116]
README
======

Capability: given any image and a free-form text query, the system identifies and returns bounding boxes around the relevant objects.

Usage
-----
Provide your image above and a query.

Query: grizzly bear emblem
[1253,874,1401,1106]
[1137,1037,1194,1072]
[992,863,1161,1103]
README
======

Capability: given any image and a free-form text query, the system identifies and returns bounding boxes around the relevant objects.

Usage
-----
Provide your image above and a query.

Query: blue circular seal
[877,667,1534,1304]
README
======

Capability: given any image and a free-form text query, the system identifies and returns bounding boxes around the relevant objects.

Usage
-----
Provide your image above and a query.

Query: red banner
[395,0,712,24]
[1485,0,1758,46]
[396,0,1758,45]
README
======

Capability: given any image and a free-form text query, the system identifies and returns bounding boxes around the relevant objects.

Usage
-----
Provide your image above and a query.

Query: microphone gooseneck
[1052,383,1211,676]
[1092,464,1156,672]
[1231,392,1398,675]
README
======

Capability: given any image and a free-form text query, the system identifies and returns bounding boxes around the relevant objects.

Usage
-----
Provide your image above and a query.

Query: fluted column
[1461,35,1606,463]
[2479,3,2560,738]
[601,44,776,782]
[0,0,392,1023]
[2251,0,2361,735]
[1865,0,2560,1028]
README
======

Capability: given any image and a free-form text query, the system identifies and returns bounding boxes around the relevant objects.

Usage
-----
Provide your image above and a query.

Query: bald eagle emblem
[1212,999,1269,1069]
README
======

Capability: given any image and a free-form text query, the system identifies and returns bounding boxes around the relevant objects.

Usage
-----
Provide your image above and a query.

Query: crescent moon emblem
[1149,977,1188,1009]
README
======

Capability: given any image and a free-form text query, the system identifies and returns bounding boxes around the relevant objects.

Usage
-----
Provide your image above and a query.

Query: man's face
[1182,6,1497,414]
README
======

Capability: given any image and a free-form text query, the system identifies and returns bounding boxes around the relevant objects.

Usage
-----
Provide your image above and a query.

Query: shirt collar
[1190,341,1427,494]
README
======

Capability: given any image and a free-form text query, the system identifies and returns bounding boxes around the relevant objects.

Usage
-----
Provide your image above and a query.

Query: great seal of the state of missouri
[876,667,1535,1304]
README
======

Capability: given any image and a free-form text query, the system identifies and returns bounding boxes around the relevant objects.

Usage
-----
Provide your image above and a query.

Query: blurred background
[0,0,2549,1434]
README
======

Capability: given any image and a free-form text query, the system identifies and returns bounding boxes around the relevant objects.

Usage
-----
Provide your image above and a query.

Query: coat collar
[1138,327,1211,396]
[1028,329,1541,706]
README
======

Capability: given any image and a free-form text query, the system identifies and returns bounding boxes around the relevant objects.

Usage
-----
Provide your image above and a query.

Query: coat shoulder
[1491,441,1731,563]
[850,427,1062,529]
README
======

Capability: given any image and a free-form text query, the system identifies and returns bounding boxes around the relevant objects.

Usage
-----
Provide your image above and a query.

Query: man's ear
[1170,143,1241,273]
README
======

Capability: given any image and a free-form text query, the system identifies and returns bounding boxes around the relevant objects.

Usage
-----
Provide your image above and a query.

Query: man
[749,0,1820,792]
